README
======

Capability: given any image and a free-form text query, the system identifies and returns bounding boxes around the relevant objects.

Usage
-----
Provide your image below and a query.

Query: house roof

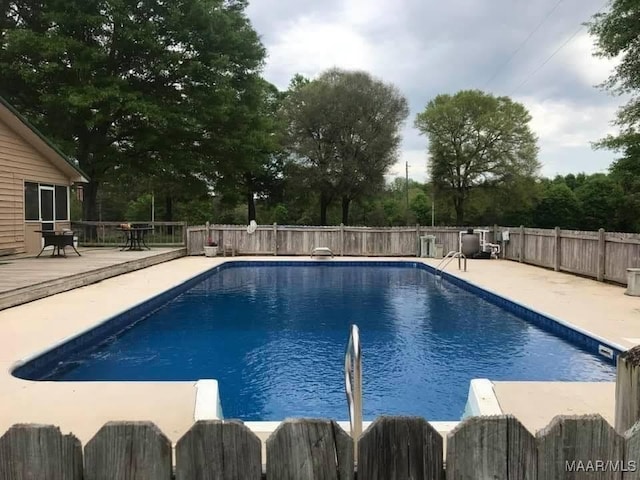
[0,95,89,183]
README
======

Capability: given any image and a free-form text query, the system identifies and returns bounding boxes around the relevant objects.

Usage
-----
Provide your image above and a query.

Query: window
[55,185,68,221]
[24,183,39,220]
[24,182,70,221]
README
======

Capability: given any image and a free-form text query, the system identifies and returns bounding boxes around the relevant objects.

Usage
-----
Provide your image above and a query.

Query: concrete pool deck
[0,256,633,445]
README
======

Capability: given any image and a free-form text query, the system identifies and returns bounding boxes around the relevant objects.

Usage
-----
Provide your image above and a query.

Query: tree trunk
[247,191,256,223]
[341,196,351,225]
[82,181,99,221]
[454,195,465,225]
[77,136,98,222]
[164,195,173,221]
[320,192,330,226]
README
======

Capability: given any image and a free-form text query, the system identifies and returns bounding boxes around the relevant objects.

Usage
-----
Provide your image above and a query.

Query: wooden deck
[0,247,186,311]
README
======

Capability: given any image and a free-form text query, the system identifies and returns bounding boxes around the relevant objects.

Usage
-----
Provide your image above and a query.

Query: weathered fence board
[175,420,262,480]
[559,230,599,277]
[266,419,353,480]
[606,239,640,284]
[624,422,640,480]
[537,415,624,480]
[186,224,640,285]
[616,346,640,435]
[4,415,640,478]
[358,416,443,480]
[0,425,82,480]
[446,415,536,480]
[188,225,490,258]
[523,228,555,268]
[84,421,172,480]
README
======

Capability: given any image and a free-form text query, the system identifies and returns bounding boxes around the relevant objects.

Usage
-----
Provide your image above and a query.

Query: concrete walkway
[0,256,635,442]
[423,257,638,433]
[423,258,640,350]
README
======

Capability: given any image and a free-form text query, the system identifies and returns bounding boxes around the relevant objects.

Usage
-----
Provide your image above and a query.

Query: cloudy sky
[245,0,625,183]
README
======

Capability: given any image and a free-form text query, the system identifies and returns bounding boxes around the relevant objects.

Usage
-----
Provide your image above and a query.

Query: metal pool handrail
[344,324,362,463]
[435,251,467,277]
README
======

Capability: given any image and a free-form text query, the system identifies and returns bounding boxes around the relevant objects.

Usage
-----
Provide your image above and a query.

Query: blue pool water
[22,264,615,420]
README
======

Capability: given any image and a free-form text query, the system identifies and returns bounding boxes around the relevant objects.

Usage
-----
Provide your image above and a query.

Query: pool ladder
[345,324,362,463]
[435,251,467,278]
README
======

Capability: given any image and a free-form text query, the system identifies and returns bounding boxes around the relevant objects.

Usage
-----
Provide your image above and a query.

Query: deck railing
[71,221,187,247]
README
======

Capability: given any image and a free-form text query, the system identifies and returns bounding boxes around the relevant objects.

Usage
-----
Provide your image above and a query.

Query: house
[0,96,88,255]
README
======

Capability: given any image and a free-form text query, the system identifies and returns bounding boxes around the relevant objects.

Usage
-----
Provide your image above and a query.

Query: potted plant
[204,237,218,257]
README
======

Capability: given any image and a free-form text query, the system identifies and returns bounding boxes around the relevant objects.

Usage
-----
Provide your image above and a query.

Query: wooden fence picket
[175,420,262,480]
[537,414,624,480]
[266,419,353,480]
[357,416,443,480]
[446,415,536,480]
[84,421,172,480]
[1,415,639,477]
[0,424,82,480]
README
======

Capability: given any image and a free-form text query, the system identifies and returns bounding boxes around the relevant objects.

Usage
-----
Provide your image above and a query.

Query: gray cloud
[246,0,625,181]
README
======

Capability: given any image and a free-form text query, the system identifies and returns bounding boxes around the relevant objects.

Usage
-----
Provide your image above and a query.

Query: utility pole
[405,161,409,208]
[431,185,435,227]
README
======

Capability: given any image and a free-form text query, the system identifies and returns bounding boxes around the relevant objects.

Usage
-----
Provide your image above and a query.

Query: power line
[482,0,566,89]
[507,0,611,96]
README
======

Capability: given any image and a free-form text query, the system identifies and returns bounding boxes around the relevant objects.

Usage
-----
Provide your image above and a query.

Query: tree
[589,2,640,202]
[574,174,625,231]
[532,183,581,229]
[214,79,285,223]
[0,0,265,220]
[410,193,431,224]
[281,69,408,225]
[414,90,540,224]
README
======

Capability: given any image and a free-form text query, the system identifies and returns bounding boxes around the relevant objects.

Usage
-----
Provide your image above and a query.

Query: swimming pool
[13,262,616,421]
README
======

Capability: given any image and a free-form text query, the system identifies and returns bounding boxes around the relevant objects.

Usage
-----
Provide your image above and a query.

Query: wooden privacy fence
[187,224,494,258]
[501,226,640,285]
[187,223,640,285]
[2,414,640,479]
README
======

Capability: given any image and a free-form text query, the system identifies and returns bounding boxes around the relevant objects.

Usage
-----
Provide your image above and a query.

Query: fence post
[598,228,606,282]
[416,224,420,256]
[182,222,187,247]
[273,223,278,256]
[519,225,525,263]
[493,223,498,244]
[554,227,560,272]
[340,223,345,256]
[615,345,640,434]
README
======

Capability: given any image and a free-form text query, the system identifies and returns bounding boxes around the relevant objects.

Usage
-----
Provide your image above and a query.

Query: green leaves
[415,89,540,224]
[1,0,266,219]
[281,68,409,224]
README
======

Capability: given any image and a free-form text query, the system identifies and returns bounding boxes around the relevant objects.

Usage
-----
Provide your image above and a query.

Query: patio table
[35,231,81,258]
[118,226,153,251]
